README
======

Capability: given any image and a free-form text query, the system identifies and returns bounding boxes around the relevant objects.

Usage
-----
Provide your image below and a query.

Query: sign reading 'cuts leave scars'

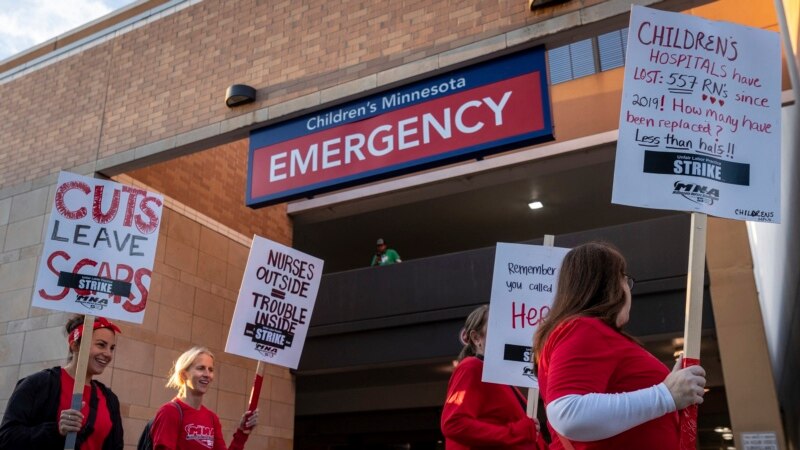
[483,243,569,388]
[225,236,324,369]
[612,5,781,223]
[247,46,553,207]
[32,172,164,323]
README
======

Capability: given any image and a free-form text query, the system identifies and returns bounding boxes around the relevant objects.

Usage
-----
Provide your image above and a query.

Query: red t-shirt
[151,398,247,450]
[58,369,112,450]
[441,356,545,449]
[538,317,678,450]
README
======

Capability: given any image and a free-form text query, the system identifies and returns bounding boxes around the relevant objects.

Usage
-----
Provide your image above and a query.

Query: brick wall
[0,0,575,190]
[125,139,291,246]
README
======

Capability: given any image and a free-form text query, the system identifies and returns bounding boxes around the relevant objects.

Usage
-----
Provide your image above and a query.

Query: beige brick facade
[0,0,622,191]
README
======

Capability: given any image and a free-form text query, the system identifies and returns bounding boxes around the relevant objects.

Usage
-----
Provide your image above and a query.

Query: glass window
[569,39,596,78]
[547,27,629,84]
[598,28,628,71]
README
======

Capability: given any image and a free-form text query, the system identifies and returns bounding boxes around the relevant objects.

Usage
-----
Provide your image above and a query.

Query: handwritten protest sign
[32,172,163,323]
[483,242,569,387]
[612,5,781,223]
[225,236,323,369]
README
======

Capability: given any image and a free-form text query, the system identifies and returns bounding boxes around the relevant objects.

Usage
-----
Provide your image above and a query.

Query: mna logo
[255,343,278,358]
[75,295,108,311]
[672,181,719,205]
[522,366,536,381]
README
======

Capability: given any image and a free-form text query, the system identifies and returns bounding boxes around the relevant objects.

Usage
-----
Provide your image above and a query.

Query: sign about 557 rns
[32,172,164,323]
[612,6,781,223]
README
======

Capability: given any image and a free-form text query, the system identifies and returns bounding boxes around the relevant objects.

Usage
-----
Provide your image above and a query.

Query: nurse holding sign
[26,171,164,450]
[611,5,781,449]
[440,239,565,449]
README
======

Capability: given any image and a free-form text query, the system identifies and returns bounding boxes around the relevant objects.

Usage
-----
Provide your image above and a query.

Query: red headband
[68,317,122,346]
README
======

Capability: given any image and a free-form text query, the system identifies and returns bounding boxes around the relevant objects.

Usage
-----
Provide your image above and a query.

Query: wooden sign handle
[244,361,266,430]
[679,213,707,450]
[527,234,555,419]
[64,314,95,450]
[682,212,707,359]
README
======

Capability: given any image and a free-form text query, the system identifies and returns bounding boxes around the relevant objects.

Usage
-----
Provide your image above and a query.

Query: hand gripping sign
[31,172,163,449]
[225,236,324,412]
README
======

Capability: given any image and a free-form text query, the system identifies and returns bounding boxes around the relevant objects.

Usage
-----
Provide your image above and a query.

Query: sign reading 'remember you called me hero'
[483,242,569,388]
[612,6,781,222]
[225,236,324,369]
[247,46,553,207]
[32,171,164,323]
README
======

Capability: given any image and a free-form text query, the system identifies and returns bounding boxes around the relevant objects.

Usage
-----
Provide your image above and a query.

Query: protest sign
[612,5,781,223]
[225,236,324,369]
[483,242,569,388]
[32,172,163,323]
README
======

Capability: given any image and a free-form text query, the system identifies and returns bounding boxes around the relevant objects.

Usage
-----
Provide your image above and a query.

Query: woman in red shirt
[441,305,547,449]
[150,346,258,450]
[533,242,707,450]
[0,314,124,450]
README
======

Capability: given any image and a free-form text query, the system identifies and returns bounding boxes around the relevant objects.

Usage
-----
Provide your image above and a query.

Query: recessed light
[528,201,543,210]
[722,432,734,440]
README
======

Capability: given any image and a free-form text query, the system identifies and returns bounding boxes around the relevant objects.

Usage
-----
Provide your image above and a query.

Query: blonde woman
[150,347,258,450]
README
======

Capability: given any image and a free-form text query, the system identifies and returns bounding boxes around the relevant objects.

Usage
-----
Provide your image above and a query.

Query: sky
[0,0,136,61]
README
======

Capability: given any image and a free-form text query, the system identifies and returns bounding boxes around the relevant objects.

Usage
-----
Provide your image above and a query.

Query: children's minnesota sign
[225,236,324,369]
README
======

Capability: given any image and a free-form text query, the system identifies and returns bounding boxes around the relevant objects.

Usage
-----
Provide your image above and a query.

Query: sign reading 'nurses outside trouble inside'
[32,172,164,323]
[247,47,553,207]
[225,236,323,369]
[483,243,569,388]
[612,6,781,222]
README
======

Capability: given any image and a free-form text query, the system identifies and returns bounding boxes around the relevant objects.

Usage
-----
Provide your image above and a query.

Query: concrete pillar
[706,217,786,449]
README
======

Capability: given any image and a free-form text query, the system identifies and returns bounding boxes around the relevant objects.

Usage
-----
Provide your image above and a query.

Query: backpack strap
[170,401,182,421]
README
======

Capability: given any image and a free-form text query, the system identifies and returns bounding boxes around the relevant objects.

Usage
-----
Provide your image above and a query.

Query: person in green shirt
[371,238,402,266]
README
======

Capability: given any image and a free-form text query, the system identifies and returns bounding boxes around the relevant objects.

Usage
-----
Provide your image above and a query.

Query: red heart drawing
[702,94,708,100]
[710,97,716,104]
[719,99,725,106]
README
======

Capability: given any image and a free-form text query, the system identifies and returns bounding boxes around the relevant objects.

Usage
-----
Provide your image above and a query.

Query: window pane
[598,30,625,71]
[570,39,596,78]
[621,27,628,55]
[547,45,572,84]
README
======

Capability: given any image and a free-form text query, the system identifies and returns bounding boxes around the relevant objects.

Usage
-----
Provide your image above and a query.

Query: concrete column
[706,217,786,449]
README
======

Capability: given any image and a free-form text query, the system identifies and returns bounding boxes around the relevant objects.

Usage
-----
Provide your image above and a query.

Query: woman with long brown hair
[441,305,547,449]
[533,242,706,450]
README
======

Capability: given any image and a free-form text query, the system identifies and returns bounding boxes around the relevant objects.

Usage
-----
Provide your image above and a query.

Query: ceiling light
[715,427,732,433]
[528,201,543,210]
[722,433,734,440]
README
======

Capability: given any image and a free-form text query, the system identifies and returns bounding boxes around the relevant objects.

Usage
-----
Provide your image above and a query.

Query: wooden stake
[64,314,95,450]
[682,212,707,359]
[527,234,555,419]
[679,213,707,450]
